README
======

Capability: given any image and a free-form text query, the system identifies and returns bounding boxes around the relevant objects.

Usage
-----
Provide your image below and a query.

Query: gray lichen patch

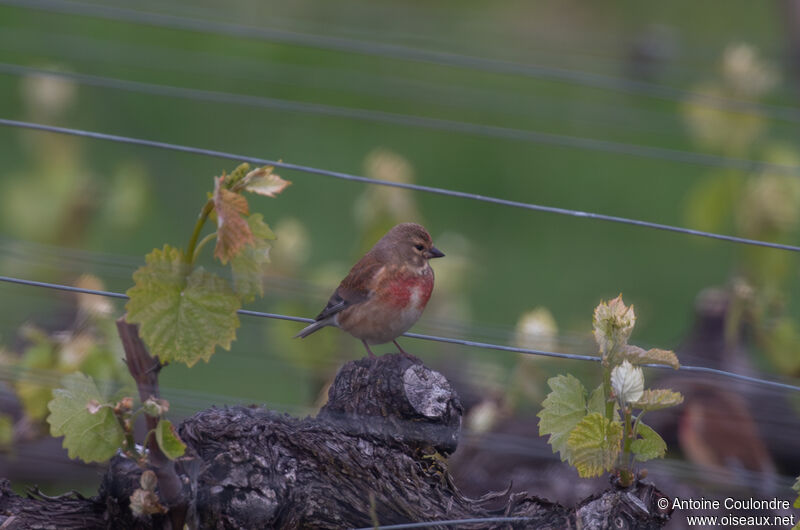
[403,364,452,418]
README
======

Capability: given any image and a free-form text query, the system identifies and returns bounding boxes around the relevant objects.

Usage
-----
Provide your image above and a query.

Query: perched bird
[295,223,444,357]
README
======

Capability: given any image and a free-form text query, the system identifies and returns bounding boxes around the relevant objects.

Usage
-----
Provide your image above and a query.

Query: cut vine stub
[318,353,463,454]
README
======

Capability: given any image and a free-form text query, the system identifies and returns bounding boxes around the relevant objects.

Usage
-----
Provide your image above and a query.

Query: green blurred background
[0,0,799,502]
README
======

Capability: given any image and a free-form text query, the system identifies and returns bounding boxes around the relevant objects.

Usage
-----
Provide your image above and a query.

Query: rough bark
[0,481,106,529]
[0,354,672,529]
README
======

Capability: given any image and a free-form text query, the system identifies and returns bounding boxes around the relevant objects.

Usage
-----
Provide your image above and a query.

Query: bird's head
[379,223,445,267]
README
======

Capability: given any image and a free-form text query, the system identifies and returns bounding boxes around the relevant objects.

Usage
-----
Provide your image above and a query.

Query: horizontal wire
[2,275,799,394]
[0,275,129,300]
[3,118,800,254]
[5,0,800,124]
[0,63,690,149]
[0,29,745,141]
[5,61,797,176]
[351,517,533,530]
[404,331,598,363]
[0,236,607,352]
[48,0,758,77]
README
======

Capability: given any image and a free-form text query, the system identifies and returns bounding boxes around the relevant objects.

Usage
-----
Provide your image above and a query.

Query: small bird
[295,223,444,357]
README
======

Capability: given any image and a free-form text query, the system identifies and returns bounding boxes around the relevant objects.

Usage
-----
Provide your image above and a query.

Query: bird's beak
[426,246,445,259]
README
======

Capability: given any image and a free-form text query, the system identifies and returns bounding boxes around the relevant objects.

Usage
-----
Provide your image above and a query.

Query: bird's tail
[294,319,328,339]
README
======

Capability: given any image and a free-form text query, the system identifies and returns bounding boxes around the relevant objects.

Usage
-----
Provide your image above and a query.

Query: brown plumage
[295,223,444,357]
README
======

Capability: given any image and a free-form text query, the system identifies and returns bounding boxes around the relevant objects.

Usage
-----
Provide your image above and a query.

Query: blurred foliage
[3,3,798,373]
[506,307,559,409]
[0,275,132,454]
[682,44,776,157]
[0,3,798,499]
[681,44,800,376]
[2,72,148,257]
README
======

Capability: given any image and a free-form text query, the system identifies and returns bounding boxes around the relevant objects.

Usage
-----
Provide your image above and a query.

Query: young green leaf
[155,419,186,460]
[631,422,667,462]
[142,397,170,417]
[231,213,276,302]
[610,361,644,404]
[593,295,635,357]
[633,389,684,411]
[225,163,251,188]
[126,245,241,366]
[618,345,680,370]
[793,476,800,509]
[538,374,588,460]
[46,373,124,463]
[213,176,254,264]
[241,166,291,197]
[566,412,623,478]
[130,487,167,517]
[586,384,608,415]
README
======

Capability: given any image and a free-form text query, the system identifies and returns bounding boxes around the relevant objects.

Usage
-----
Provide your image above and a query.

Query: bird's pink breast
[387,271,433,309]
[337,265,434,344]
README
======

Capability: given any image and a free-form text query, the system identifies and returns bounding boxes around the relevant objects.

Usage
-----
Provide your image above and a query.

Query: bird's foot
[393,340,417,360]
[362,340,377,359]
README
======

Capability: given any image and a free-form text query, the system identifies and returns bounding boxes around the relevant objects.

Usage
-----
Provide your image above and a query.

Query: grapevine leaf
[46,373,123,463]
[537,374,587,461]
[247,212,276,241]
[618,345,679,369]
[593,295,635,357]
[142,397,169,417]
[586,384,607,415]
[225,163,251,188]
[633,389,684,411]
[566,412,622,478]
[587,384,618,417]
[231,214,276,302]
[130,487,167,517]
[155,419,186,460]
[126,245,241,366]
[631,422,667,462]
[610,361,644,403]
[213,176,253,264]
[242,166,291,197]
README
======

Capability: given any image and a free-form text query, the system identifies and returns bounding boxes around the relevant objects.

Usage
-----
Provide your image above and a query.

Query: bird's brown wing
[314,258,385,321]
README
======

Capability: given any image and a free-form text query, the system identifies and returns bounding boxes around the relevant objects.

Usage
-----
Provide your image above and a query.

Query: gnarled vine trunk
[0,353,672,529]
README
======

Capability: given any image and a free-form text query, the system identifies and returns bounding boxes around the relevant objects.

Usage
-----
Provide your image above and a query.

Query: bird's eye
[414,244,424,251]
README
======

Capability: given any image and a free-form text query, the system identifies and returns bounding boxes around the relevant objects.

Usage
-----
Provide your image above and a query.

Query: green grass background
[0,1,798,490]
